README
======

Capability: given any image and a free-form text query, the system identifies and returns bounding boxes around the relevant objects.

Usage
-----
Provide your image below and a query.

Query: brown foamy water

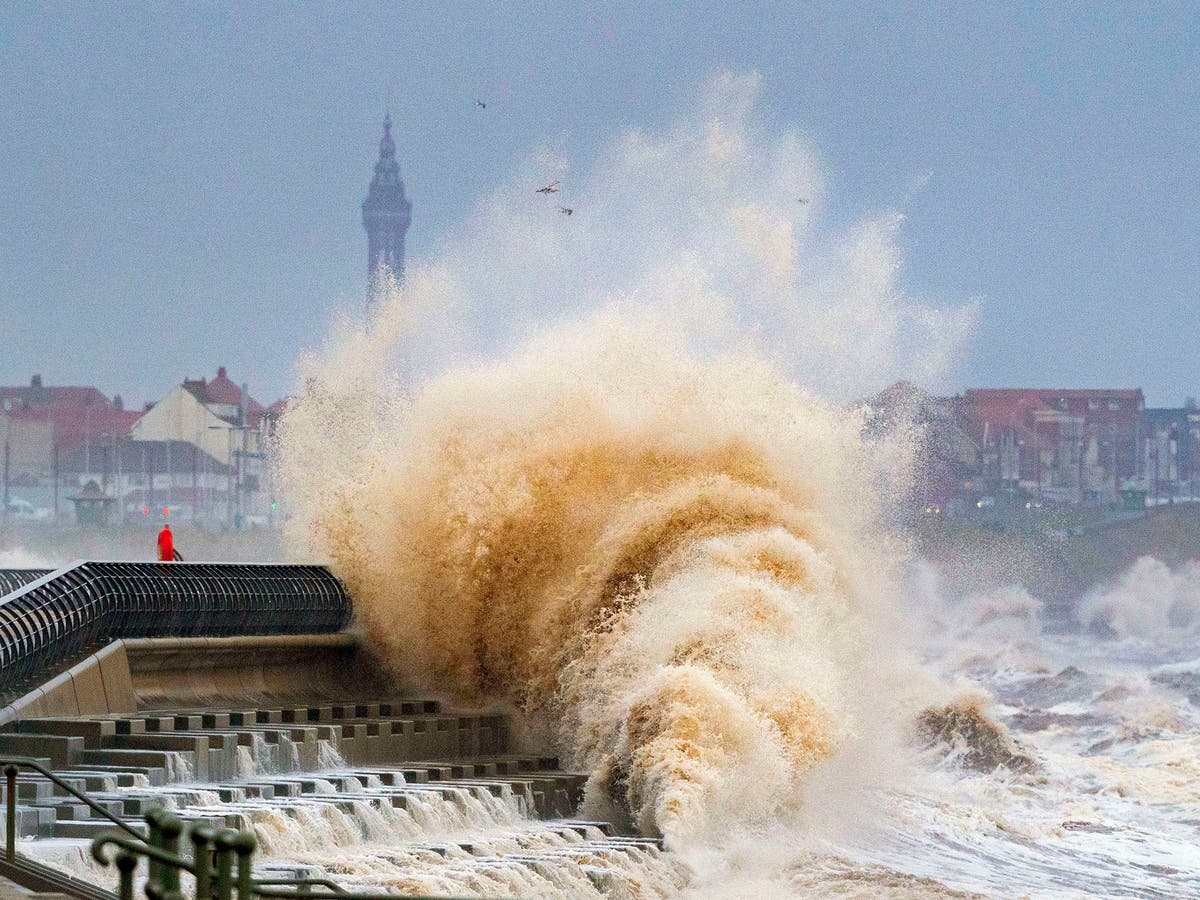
[277,304,910,846]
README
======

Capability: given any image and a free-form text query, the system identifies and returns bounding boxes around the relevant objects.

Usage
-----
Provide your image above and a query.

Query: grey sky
[1,2,1197,406]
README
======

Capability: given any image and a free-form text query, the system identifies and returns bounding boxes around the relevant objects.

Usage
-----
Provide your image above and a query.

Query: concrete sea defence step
[1,697,520,823]
[2,703,513,781]
[2,695,686,897]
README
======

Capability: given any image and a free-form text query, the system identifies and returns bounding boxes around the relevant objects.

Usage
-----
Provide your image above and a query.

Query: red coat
[157,527,174,561]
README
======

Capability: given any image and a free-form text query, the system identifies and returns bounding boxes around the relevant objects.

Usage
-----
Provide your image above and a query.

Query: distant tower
[362,114,412,302]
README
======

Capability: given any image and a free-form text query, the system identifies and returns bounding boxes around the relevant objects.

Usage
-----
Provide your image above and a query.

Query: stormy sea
[266,75,1200,897]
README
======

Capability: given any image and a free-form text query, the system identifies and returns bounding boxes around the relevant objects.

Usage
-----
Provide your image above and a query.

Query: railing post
[232,831,256,900]
[4,764,16,862]
[191,824,215,899]
[158,811,183,900]
[115,848,138,900]
[213,828,236,900]
[144,807,173,897]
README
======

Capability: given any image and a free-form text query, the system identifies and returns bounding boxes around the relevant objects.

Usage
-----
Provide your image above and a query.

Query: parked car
[4,498,46,520]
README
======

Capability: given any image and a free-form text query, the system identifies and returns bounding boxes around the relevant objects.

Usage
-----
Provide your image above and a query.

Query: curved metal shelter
[0,571,50,597]
[0,562,351,692]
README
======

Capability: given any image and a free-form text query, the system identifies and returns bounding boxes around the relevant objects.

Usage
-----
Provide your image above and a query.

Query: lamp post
[2,435,9,523]
[208,424,255,528]
[208,425,234,525]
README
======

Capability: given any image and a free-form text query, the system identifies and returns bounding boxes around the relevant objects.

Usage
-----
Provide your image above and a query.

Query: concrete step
[10,700,509,766]
[76,748,179,778]
[61,763,167,786]
[49,819,146,840]
[29,796,125,822]
[9,807,55,839]
[0,735,83,769]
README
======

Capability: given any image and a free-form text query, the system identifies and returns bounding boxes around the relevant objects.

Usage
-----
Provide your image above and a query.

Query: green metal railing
[91,808,474,899]
[1,757,479,899]
[4,757,143,860]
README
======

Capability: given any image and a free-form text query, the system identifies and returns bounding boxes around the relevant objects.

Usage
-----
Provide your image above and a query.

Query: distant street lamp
[209,424,256,527]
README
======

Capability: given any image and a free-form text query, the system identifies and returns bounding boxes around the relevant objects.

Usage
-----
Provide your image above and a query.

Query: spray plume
[279,303,917,843]
[277,73,968,846]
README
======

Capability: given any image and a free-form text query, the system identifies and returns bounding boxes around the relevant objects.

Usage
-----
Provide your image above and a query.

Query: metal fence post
[145,809,165,892]
[158,811,183,899]
[115,849,138,900]
[232,831,256,900]
[213,829,236,900]
[191,824,215,899]
[114,849,137,900]
[4,764,15,862]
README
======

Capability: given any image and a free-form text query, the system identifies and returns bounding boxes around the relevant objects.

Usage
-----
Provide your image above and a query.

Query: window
[1108,399,1120,411]
[1088,399,1099,411]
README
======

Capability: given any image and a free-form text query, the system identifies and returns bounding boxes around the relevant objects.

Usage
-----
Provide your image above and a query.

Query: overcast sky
[1,2,1197,406]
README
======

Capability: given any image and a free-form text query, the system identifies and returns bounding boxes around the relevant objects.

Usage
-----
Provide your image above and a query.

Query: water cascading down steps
[0,565,684,897]
[5,700,678,895]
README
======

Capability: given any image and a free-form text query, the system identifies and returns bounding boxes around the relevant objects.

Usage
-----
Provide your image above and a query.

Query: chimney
[217,367,227,379]
[30,375,42,390]
[113,394,124,411]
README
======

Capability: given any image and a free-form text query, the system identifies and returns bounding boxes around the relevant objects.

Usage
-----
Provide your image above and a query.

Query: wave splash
[278,310,908,844]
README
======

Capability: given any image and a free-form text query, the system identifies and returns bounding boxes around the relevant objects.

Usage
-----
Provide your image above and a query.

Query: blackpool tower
[362,114,412,304]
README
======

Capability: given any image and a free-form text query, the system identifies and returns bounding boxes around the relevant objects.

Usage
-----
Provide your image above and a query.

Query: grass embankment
[1059,504,1200,585]
[918,504,1200,605]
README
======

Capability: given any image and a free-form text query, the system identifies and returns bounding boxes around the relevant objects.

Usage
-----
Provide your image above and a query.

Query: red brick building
[964,388,1145,502]
[1,375,142,479]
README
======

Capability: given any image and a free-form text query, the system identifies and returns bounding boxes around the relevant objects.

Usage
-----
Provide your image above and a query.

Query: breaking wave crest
[1078,556,1200,639]
[278,309,909,844]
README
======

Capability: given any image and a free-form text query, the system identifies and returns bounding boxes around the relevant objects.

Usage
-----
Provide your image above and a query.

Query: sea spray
[1078,555,1200,639]
[270,71,987,888]
[278,308,913,844]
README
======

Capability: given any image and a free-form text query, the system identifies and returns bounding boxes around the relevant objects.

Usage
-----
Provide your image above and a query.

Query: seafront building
[1,368,276,526]
[883,387,1200,517]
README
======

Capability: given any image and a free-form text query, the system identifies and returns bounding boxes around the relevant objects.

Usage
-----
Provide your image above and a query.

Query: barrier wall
[0,562,352,694]
[0,633,385,726]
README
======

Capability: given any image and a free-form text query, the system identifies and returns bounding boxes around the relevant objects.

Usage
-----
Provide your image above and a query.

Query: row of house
[0,369,285,527]
[871,384,1199,514]
[6,370,1196,526]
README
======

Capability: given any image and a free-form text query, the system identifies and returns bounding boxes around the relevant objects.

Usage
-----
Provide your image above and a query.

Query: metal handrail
[3,756,141,860]
[0,759,492,898]
[90,809,487,900]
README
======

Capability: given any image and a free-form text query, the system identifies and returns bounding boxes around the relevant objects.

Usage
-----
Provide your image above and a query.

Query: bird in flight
[559,207,573,216]
[475,98,487,109]
[536,181,560,194]
[797,197,810,204]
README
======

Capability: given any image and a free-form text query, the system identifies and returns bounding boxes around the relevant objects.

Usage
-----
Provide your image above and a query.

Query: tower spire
[380,113,394,157]
[362,113,412,306]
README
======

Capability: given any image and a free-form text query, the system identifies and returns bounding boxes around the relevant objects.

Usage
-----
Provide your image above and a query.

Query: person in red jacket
[157,524,174,562]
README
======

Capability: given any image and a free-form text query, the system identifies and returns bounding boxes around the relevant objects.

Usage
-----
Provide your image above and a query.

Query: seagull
[797,197,810,204]
[559,207,573,216]
[475,98,487,109]
[535,181,560,194]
